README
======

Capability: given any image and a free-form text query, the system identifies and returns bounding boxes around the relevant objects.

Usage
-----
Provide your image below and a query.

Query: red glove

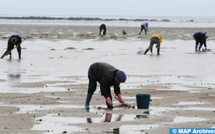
[117,94,124,104]
[106,97,113,107]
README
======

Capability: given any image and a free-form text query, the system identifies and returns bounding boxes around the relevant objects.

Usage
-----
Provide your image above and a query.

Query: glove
[117,94,125,104]
[105,97,113,107]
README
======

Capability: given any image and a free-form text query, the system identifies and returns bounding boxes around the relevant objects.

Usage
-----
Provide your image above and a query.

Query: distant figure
[1,35,22,60]
[193,32,209,52]
[85,62,127,109]
[144,34,163,55]
[139,22,148,35]
[99,24,106,35]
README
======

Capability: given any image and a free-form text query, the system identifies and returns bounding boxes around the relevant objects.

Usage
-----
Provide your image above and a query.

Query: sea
[0,15,215,28]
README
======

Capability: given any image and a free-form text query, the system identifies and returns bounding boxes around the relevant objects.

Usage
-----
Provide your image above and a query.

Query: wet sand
[0,20,215,134]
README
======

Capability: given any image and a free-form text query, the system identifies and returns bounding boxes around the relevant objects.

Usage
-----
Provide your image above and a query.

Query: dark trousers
[88,78,111,98]
[139,26,147,35]
[144,37,160,55]
[195,39,206,50]
[1,44,21,59]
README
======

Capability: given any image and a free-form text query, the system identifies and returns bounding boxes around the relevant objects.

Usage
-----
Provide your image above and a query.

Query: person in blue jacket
[1,35,22,60]
[85,62,127,109]
[139,22,148,35]
[193,32,209,52]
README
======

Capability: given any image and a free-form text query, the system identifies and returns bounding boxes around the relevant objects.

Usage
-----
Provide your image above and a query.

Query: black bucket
[136,94,151,109]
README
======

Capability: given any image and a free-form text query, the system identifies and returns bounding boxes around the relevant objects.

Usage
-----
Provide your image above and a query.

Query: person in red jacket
[85,62,127,109]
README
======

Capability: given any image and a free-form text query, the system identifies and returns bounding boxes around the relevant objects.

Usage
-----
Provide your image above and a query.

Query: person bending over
[193,32,208,52]
[139,22,148,35]
[144,34,163,55]
[85,62,127,109]
[99,24,106,35]
[1,34,22,60]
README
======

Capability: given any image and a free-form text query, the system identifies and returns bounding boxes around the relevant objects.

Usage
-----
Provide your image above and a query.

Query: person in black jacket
[85,62,127,109]
[193,32,209,52]
[99,24,106,35]
[1,35,22,60]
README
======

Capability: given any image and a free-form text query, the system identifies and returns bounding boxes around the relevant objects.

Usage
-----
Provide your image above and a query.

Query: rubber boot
[85,93,92,110]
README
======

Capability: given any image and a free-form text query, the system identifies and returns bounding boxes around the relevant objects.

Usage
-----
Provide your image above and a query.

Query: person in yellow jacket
[144,34,163,55]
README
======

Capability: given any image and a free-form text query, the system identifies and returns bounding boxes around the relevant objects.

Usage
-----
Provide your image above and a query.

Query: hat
[116,70,127,82]
[11,37,17,44]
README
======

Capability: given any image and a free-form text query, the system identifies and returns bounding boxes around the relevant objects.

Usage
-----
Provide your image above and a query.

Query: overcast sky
[0,0,214,18]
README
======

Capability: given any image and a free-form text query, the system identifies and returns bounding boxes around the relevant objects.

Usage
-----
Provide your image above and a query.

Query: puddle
[35,113,147,124]
[176,101,204,105]
[0,74,87,94]
[0,86,68,93]
[7,73,21,84]
[151,97,162,100]
[32,112,150,133]
[146,106,215,117]
[92,112,149,123]
[173,116,207,123]
[150,106,178,115]
[120,124,159,134]
[31,114,84,134]
[185,107,215,111]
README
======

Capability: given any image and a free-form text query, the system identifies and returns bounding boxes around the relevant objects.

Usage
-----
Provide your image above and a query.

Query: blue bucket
[136,94,151,109]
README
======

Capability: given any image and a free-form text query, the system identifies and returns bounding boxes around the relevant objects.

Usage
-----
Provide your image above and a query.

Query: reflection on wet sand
[136,111,150,119]
[32,112,151,133]
[7,74,21,84]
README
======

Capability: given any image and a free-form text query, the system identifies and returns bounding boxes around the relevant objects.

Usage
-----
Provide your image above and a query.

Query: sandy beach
[0,19,215,134]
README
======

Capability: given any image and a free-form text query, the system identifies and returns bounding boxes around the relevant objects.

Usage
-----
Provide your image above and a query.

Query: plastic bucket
[136,94,151,109]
